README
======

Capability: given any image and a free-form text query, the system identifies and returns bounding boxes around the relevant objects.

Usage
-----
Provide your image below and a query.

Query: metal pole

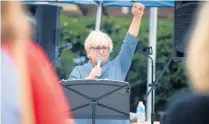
[146,7,158,121]
[95,1,103,31]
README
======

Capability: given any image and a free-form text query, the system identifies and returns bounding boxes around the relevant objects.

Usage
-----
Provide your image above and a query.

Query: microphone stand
[144,52,174,124]
[138,46,174,124]
[52,50,62,66]
[45,49,63,70]
[53,43,73,67]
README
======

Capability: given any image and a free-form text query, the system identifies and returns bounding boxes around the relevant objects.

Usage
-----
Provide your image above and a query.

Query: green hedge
[58,15,189,112]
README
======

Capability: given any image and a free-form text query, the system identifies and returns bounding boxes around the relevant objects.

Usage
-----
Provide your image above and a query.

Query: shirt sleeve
[69,66,81,80]
[115,32,138,76]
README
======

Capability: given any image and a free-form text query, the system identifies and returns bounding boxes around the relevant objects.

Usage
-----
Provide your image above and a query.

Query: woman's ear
[110,49,113,53]
[86,49,91,59]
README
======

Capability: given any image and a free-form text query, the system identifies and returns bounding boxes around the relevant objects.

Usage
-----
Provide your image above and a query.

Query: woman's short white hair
[84,30,113,52]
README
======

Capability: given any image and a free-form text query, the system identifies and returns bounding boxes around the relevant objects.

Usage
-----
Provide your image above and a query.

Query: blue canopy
[57,0,98,6]
[102,0,174,8]
[25,0,174,8]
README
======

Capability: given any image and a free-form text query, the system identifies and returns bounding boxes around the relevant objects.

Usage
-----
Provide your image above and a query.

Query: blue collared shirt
[69,32,138,81]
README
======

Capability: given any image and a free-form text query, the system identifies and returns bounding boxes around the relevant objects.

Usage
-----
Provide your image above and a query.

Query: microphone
[97,56,103,68]
[96,57,103,79]
[56,43,72,52]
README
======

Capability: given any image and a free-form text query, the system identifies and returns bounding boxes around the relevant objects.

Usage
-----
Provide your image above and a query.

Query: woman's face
[88,45,111,66]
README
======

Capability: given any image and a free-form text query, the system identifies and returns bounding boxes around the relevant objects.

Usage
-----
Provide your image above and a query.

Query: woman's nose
[99,49,104,54]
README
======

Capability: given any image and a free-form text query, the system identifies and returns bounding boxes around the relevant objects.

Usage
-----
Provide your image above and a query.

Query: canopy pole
[146,7,158,121]
[95,1,103,31]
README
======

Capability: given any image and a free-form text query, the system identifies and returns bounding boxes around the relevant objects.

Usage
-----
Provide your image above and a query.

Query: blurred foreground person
[165,2,209,124]
[1,1,35,124]
[1,1,73,124]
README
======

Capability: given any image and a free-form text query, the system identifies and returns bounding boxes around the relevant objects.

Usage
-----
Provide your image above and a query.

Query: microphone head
[66,43,73,49]
[97,56,103,67]
[97,56,103,61]
[55,43,72,52]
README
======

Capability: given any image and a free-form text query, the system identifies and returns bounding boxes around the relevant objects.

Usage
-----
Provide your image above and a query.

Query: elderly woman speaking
[69,3,145,81]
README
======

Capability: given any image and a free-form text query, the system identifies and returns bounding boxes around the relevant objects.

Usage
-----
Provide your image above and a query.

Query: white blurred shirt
[1,49,20,124]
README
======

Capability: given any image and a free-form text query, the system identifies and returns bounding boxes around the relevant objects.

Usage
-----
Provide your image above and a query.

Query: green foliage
[58,15,189,112]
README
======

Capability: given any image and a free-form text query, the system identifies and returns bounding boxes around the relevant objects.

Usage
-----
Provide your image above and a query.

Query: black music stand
[61,79,130,124]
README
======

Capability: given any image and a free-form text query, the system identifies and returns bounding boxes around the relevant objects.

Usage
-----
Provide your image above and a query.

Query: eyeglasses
[90,46,110,53]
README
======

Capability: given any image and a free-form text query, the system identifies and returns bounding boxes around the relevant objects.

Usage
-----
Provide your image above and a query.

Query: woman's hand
[86,66,102,79]
[133,3,145,18]
[128,3,145,37]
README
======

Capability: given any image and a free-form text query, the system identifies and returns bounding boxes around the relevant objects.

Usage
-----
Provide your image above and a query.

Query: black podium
[61,79,130,124]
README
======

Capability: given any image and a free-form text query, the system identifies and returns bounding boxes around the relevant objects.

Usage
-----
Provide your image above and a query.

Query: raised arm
[128,3,145,37]
[115,3,145,77]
